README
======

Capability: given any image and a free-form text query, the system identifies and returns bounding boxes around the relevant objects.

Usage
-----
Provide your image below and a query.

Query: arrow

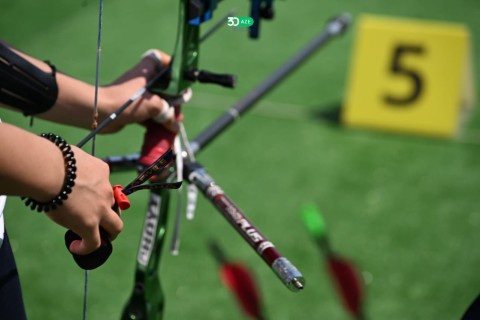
[209,240,266,320]
[301,204,366,319]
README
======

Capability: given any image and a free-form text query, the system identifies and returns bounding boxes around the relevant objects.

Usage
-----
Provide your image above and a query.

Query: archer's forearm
[1,41,172,133]
[0,123,64,201]
[1,41,114,129]
[40,73,116,129]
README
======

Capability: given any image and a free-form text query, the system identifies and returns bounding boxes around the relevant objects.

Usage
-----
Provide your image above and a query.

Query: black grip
[64,227,112,270]
[64,203,119,270]
[185,69,237,88]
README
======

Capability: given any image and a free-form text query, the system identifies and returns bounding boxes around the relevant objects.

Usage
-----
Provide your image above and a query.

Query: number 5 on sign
[342,15,475,138]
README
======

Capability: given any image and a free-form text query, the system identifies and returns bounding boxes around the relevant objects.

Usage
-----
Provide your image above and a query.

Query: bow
[100,7,351,320]
[121,2,237,319]
[73,1,289,318]
[118,0,306,318]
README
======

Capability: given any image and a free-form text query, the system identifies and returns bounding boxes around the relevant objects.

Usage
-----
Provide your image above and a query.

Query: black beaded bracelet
[21,133,77,213]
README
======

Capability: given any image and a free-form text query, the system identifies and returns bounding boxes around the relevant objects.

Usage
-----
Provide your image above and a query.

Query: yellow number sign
[342,15,475,138]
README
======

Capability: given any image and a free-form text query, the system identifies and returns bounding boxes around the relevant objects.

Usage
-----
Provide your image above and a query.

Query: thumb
[68,229,102,255]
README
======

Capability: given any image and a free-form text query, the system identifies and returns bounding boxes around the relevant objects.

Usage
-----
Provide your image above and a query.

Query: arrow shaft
[184,159,304,292]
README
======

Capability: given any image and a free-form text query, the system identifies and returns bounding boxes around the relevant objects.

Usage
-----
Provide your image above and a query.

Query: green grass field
[1,0,479,319]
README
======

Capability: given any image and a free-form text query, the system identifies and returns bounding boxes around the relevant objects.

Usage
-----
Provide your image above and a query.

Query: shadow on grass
[310,102,343,126]
[308,102,480,148]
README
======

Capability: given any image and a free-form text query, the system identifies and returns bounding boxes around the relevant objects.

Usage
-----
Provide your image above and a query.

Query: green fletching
[301,203,327,238]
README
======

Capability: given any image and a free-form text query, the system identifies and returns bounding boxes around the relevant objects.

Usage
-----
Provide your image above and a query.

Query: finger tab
[113,185,131,210]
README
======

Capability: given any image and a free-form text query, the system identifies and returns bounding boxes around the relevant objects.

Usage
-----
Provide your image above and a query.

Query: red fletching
[327,257,364,318]
[220,262,263,319]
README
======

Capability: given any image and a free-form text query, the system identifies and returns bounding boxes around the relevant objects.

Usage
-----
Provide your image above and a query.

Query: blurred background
[1,0,479,319]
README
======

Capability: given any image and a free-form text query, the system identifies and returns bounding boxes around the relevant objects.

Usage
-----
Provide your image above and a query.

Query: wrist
[22,133,77,212]
[24,134,65,202]
[30,146,64,202]
[97,86,117,119]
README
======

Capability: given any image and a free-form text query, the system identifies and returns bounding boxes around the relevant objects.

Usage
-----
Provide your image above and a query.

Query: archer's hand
[45,146,123,255]
[0,44,180,134]
[99,49,181,134]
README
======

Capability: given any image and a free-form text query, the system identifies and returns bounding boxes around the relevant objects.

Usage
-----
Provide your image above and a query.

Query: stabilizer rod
[190,13,351,154]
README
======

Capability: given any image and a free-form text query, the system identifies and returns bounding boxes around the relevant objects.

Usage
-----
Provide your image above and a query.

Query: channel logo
[227,16,254,27]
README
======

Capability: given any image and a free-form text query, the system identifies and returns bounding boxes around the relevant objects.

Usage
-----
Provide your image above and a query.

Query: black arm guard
[0,42,58,115]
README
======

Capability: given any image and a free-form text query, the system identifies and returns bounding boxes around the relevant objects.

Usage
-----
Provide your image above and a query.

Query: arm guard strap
[0,42,58,115]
